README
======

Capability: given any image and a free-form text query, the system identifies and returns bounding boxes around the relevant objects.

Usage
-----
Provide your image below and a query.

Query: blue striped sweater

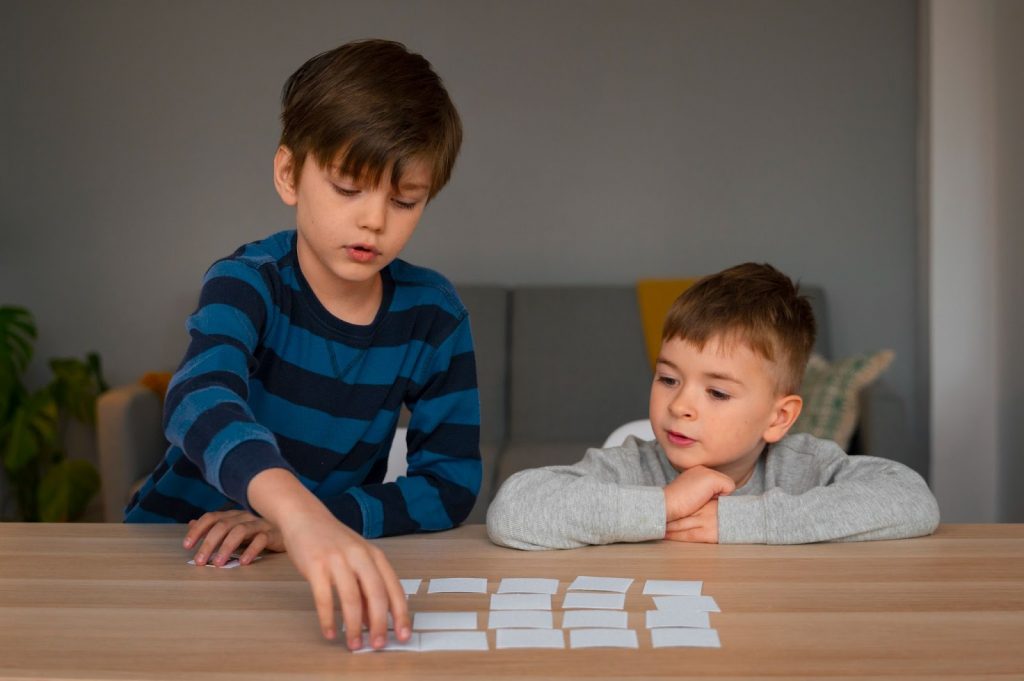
[124,230,481,537]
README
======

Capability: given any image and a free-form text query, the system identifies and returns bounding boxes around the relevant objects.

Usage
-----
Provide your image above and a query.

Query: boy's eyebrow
[655,358,743,385]
[398,180,430,192]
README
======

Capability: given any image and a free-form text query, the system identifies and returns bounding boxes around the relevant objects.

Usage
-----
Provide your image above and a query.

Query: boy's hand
[663,465,735,523]
[278,506,410,651]
[184,510,284,566]
[665,498,720,543]
[245,468,410,651]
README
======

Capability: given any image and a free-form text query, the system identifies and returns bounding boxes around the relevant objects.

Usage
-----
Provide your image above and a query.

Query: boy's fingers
[308,569,338,640]
[372,550,410,639]
[353,558,390,649]
[183,512,221,549]
[194,520,233,566]
[333,563,365,650]
[239,533,267,565]
[215,525,252,565]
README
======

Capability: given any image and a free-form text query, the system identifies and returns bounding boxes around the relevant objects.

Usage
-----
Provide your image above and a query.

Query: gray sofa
[97,284,908,524]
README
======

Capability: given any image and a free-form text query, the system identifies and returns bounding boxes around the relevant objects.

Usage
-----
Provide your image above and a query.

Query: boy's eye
[332,184,360,197]
[392,198,419,210]
[708,388,730,401]
[656,375,678,387]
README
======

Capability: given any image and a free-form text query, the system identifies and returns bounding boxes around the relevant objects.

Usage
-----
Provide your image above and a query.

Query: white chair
[602,419,655,448]
[382,427,409,483]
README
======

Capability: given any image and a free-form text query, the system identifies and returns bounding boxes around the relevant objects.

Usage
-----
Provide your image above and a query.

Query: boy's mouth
[344,244,381,263]
[665,430,697,447]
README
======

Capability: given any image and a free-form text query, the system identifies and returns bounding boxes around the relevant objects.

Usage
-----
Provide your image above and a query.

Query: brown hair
[279,39,462,199]
[661,263,816,394]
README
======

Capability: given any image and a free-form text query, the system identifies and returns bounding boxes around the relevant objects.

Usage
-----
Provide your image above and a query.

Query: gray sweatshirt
[486,433,940,550]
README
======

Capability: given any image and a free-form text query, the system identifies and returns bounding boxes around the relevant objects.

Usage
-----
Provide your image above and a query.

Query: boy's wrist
[248,468,333,531]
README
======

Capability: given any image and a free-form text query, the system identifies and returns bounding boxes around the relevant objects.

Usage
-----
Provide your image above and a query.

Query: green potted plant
[0,306,107,521]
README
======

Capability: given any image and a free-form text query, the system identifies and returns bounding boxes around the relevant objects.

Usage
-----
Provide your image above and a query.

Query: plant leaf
[39,458,101,522]
[2,389,58,473]
[49,357,100,424]
[0,306,36,420]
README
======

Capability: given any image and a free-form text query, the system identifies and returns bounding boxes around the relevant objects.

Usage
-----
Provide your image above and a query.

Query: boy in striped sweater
[125,40,478,651]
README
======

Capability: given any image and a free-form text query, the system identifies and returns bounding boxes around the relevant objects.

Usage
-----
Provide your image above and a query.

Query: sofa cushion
[792,349,895,449]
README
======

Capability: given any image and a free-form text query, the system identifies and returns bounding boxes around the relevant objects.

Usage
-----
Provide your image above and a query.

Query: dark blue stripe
[419,473,476,526]
[176,332,255,373]
[275,433,390,481]
[253,349,407,420]
[131,488,212,523]
[199,275,267,333]
[323,492,366,533]
[363,485,420,536]
[408,352,478,403]
[181,403,258,472]
[407,423,480,459]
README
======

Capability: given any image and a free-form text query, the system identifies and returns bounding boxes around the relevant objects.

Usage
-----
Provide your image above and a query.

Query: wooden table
[1,523,1022,680]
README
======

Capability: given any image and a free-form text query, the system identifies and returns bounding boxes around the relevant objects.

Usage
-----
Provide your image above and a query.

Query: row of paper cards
[403,576,704,596]
[356,576,722,652]
[357,627,721,652]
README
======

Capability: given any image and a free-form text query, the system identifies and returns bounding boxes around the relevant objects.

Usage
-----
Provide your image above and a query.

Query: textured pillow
[792,350,895,449]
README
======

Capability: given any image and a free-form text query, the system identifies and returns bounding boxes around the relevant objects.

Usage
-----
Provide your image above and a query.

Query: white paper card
[488,610,554,629]
[642,579,703,596]
[561,609,628,629]
[562,592,626,610]
[427,577,488,594]
[490,593,552,611]
[353,632,419,653]
[645,610,711,629]
[569,628,639,649]
[653,595,721,612]
[187,558,241,569]
[496,629,565,649]
[418,631,489,652]
[497,578,560,594]
[400,579,422,596]
[413,611,477,631]
[568,576,634,593]
[650,627,722,648]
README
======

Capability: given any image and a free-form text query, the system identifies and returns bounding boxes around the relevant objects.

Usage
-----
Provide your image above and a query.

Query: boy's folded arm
[486,444,668,550]
[163,260,294,509]
[718,450,940,544]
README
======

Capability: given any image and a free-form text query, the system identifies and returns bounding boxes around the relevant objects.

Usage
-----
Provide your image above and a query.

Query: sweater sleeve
[325,312,482,538]
[486,440,667,550]
[163,259,294,510]
[718,442,940,544]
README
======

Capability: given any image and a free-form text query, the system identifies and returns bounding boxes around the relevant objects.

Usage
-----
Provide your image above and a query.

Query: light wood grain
[1,523,1022,680]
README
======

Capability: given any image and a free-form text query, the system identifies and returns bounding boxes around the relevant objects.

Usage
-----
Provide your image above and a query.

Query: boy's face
[648,334,801,485]
[274,146,431,292]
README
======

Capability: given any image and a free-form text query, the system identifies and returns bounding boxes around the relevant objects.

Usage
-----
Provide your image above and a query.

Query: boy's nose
[669,393,696,419]
[360,196,387,232]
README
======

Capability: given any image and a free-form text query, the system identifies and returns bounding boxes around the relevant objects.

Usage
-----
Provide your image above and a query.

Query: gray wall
[2,2,925,474]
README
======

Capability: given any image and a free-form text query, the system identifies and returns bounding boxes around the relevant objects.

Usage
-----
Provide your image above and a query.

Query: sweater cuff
[614,486,668,543]
[219,440,294,512]
[717,495,769,544]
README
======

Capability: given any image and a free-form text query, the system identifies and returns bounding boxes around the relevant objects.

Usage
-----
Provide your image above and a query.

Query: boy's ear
[273,145,299,206]
[762,394,803,444]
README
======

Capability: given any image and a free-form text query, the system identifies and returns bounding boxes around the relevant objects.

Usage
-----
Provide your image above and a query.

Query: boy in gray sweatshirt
[486,263,939,549]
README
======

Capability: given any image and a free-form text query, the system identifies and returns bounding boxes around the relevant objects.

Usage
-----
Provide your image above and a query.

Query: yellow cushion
[636,278,700,370]
[139,371,173,401]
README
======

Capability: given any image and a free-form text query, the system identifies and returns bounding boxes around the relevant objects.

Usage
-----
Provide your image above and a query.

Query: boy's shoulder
[768,432,847,460]
[203,230,294,284]
[387,258,468,320]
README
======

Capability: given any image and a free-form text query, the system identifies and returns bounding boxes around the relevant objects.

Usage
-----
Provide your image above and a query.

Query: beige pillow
[792,350,895,449]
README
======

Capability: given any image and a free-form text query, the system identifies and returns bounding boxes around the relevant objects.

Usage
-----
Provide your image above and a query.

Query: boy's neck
[295,239,384,326]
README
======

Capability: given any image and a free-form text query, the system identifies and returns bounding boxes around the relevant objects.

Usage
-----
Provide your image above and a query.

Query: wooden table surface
[1,522,1022,680]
